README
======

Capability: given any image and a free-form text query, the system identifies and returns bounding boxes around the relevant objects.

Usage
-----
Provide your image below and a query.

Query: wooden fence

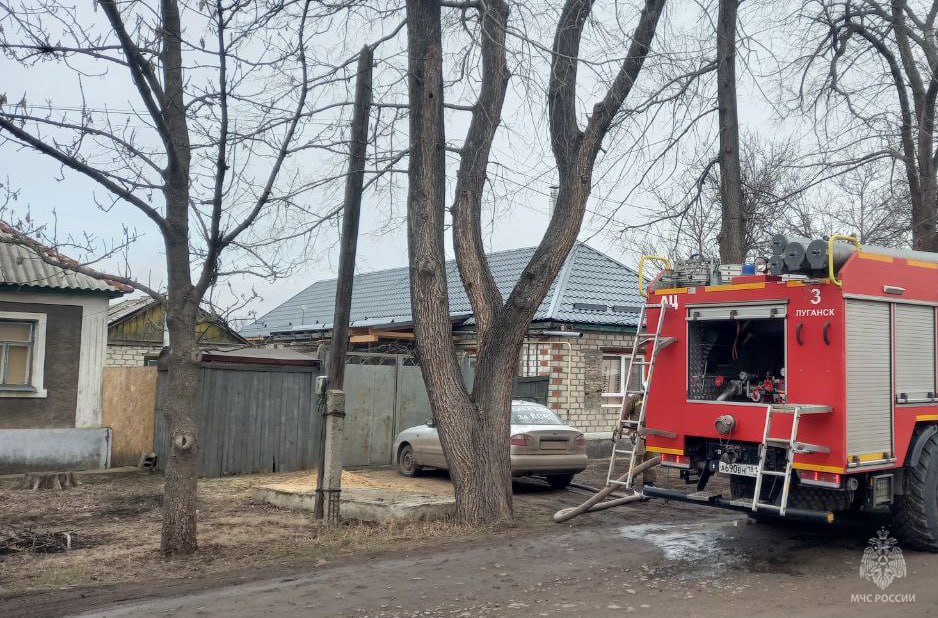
[154,361,322,477]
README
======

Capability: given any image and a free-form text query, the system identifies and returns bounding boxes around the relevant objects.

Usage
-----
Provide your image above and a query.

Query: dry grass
[0,470,549,599]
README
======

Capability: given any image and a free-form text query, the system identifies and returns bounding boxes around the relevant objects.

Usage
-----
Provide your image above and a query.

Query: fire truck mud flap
[642,486,835,524]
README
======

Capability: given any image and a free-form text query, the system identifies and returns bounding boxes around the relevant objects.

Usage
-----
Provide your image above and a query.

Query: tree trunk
[405,0,513,526]
[159,302,200,555]
[915,177,938,251]
[716,0,745,263]
[157,0,199,556]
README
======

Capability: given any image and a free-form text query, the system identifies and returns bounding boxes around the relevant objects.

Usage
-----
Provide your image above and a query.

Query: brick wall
[540,331,635,433]
[105,343,162,367]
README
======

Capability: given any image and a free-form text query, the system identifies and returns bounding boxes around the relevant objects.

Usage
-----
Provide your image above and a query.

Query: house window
[0,312,47,398]
[0,320,34,388]
[601,353,643,406]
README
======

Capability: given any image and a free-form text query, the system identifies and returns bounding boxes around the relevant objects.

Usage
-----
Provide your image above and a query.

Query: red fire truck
[611,235,938,551]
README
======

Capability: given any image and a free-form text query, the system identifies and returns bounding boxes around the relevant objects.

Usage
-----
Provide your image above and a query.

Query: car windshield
[511,403,563,426]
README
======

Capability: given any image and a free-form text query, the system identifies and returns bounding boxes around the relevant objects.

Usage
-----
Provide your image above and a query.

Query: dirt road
[3,469,934,618]
[69,497,935,617]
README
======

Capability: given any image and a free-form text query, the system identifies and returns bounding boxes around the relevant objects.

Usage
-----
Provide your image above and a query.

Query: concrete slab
[252,486,455,523]
[252,468,456,523]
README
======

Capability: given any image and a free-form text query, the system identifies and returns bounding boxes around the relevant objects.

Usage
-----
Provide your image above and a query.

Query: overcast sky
[0,1,787,323]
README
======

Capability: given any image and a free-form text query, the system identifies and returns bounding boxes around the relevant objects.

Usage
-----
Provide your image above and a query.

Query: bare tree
[0,0,386,553]
[787,162,912,246]
[406,0,665,524]
[793,0,938,250]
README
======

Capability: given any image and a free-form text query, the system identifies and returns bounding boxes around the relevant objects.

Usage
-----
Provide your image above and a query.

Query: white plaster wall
[0,291,112,428]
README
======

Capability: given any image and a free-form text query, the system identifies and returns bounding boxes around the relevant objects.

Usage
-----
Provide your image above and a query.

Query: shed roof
[201,347,318,366]
[0,223,129,296]
[107,297,248,344]
[241,243,643,339]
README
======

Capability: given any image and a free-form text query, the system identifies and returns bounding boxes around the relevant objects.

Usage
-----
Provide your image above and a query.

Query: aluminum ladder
[751,403,832,516]
[605,302,675,489]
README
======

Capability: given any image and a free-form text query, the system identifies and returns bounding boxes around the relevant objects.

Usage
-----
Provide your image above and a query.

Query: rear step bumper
[642,486,835,524]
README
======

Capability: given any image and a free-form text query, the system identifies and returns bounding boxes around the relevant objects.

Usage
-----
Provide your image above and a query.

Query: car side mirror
[426,416,435,427]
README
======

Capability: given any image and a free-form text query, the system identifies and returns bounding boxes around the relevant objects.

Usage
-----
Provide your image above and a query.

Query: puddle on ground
[618,520,805,580]
[618,521,733,562]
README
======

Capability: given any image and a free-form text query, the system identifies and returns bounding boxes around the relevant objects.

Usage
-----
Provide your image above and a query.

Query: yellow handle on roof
[638,255,671,298]
[828,234,860,287]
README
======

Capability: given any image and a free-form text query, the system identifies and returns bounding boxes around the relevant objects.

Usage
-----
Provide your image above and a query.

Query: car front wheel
[547,474,574,490]
[398,444,421,477]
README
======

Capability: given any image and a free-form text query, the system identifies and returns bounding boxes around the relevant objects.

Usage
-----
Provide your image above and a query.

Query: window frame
[601,352,643,408]
[0,311,47,398]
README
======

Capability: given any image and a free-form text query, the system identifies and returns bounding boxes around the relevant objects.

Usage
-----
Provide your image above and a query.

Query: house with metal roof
[0,224,128,473]
[243,242,645,433]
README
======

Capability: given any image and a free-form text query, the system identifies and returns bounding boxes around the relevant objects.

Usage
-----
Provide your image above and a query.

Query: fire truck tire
[891,432,938,552]
[787,486,853,512]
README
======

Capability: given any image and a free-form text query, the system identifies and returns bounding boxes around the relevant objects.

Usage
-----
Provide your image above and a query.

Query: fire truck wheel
[891,432,938,552]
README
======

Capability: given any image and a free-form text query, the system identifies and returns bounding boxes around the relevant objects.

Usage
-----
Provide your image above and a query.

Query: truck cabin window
[687,318,785,403]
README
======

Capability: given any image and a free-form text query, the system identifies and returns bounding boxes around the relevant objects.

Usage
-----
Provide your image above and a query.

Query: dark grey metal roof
[240,243,643,338]
[0,229,127,296]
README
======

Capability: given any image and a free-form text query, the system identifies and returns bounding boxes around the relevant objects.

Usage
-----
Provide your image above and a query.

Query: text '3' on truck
[631,234,938,551]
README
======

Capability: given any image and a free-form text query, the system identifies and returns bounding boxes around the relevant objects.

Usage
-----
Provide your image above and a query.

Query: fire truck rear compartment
[687,316,785,403]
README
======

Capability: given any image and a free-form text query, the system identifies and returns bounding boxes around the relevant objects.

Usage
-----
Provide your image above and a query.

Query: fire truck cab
[638,236,938,551]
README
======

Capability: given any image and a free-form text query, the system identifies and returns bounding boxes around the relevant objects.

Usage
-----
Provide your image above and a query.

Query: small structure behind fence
[102,366,158,466]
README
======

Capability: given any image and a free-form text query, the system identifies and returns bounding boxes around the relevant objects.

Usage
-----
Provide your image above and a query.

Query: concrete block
[584,432,614,459]
[252,486,455,523]
[0,428,111,474]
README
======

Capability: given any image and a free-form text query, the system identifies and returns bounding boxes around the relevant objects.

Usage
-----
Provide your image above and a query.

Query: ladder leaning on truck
[617,234,938,551]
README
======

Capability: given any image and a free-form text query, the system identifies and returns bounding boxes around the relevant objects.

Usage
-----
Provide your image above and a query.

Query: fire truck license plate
[718,461,758,477]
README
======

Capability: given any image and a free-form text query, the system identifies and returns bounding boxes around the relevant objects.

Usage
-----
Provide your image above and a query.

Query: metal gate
[342,353,473,466]
[512,376,550,405]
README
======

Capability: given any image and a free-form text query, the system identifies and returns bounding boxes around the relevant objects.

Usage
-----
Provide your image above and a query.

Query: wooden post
[314,45,373,521]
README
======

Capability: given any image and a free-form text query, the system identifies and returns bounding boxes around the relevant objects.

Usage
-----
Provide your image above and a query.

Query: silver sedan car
[392,400,588,489]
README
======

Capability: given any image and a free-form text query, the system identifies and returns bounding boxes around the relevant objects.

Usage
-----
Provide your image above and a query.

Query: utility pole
[314,45,373,521]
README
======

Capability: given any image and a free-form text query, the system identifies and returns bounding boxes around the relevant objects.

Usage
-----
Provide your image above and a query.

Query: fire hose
[552,456,660,523]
